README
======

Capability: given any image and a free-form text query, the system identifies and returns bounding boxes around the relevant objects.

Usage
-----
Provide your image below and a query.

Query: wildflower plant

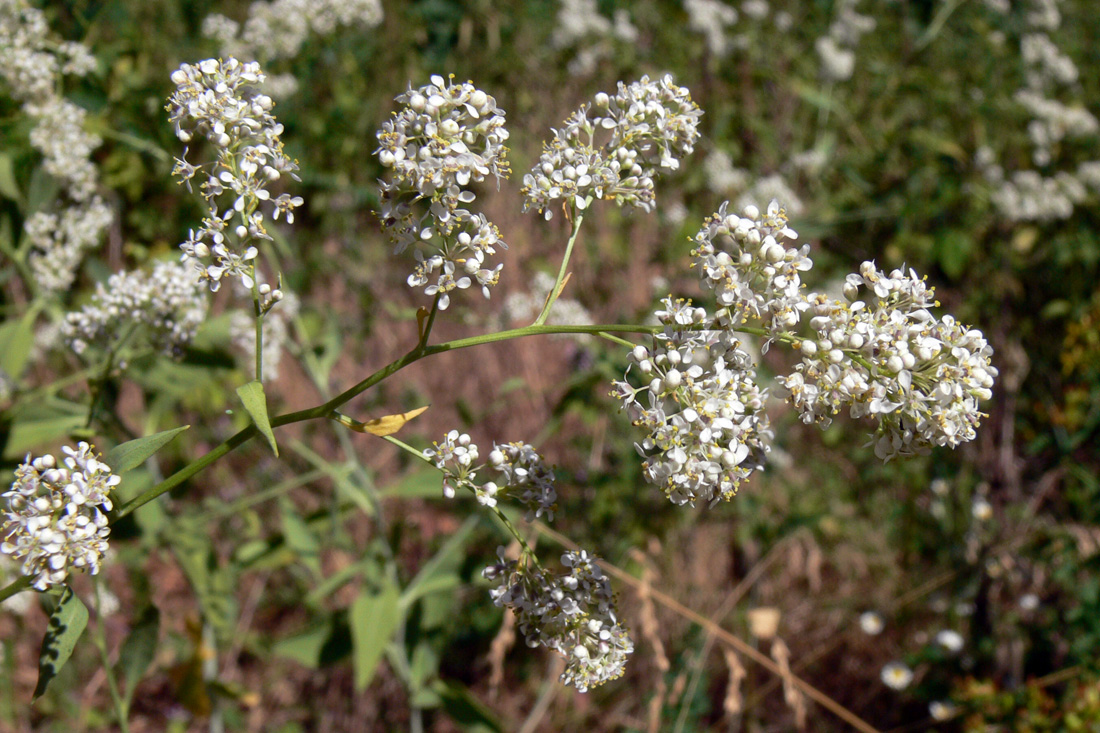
[0,2,1020,721]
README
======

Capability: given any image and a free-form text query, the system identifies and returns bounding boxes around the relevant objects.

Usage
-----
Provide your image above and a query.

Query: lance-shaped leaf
[349,582,402,690]
[35,586,89,700]
[105,426,190,474]
[237,380,278,456]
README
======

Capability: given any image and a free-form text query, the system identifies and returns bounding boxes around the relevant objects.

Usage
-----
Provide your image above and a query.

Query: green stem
[250,269,264,384]
[115,322,660,519]
[92,579,130,733]
[417,293,441,350]
[534,203,587,326]
[382,435,434,465]
[0,576,31,604]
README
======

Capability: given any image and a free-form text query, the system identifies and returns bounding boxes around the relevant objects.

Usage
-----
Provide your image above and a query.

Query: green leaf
[279,499,321,577]
[272,620,334,670]
[104,426,190,474]
[35,586,89,700]
[433,679,503,732]
[0,308,37,379]
[119,605,159,707]
[3,414,87,460]
[349,583,402,691]
[0,152,22,205]
[379,468,445,499]
[935,229,973,280]
[26,167,60,214]
[401,515,478,608]
[236,381,278,456]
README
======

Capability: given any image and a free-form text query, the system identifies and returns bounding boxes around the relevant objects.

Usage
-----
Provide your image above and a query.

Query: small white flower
[929,700,957,721]
[880,661,914,690]
[859,611,885,635]
[1019,593,1041,611]
[972,498,993,521]
[935,629,964,653]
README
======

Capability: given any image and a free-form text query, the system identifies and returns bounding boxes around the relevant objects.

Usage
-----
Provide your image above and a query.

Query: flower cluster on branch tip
[522,74,702,218]
[376,75,511,310]
[1,444,120,591]
[167,58,303,293]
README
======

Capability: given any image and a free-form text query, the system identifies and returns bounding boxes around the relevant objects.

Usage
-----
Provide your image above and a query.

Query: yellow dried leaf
[357,405,430,436]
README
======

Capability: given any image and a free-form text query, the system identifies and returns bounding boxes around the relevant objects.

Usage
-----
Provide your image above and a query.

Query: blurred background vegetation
[2,0,1099,730]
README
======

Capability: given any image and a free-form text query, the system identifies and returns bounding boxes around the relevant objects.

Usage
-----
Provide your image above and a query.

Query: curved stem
[0,576,31,603]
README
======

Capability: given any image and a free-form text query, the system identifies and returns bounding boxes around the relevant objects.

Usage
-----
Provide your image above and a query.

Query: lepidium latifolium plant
[0,56,996,727]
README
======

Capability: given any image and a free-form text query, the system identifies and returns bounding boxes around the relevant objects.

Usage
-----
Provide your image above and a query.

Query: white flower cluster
[202,0,382,96]
[482,549,633,692]
[168,58,303,292]
[23,198,113,294]
[814,0,875,82]
[0,0,111,295]
[1022,33,1078,89]
[778,262,998,461]
[229,287,299,380]
[376,75,511,310]
[551,0,637,76]
[1,443,120,591]
[523,75,702,220]
[612,297,771,505]
[683,0,738,57]
[703,151,807,216]
[63,259,209,361]
[1015,90,1098,163]
[423,431,558,521]
[989,168,1086,223]
[691,200,811,337]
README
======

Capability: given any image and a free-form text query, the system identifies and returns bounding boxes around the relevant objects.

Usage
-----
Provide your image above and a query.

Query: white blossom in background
[552,0,637,76]
[501,271,594,337]
[935,629,964,653]
[880,661,914,690]
[203,0,383,95]
[229,288,300,380]
[424,431,559,521]
[990,169,1086,223]
[859,610,885,635]
[0,0,111,296]
[1,443,120,591]
[971,497,993,521]
[778,261,998,461]
[483,548,633,692]
[815,0,875,82]
[704,150,750,194]
[64,259,208,361]
[168,58,303,293]
[376,75,511,310]
[1026,0,1061,30]
[1021,33,1078,89]
[929,700,958,721]
[691,200,811,337]
[683,0,738,57]
[24,198,113,294]
[734,174,805,218]
[741,0,768,19]
[612,297,772,505]
[523,75,702,220]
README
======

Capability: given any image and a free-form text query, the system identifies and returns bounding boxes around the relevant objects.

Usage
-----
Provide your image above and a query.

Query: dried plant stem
[535,522,882,733]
